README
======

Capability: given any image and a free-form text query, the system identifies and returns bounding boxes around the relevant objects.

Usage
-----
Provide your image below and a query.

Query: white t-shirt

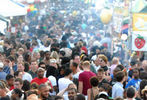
[73,71,83,79]
[63,95,69,100]
[44,71,47,78]
[23,72,32,82]
[58,78,73,92]
[48,75,57,95]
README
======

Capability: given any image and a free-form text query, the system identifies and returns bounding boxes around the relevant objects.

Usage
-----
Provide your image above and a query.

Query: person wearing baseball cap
[0,62,7,80]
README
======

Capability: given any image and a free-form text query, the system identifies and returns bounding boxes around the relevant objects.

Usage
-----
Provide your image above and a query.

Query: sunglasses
[99,59,104,62]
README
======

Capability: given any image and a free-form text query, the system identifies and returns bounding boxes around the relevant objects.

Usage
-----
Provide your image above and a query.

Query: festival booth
[131,0,147,59]
[0,0,27,34]
[0,15,9,34]
[0,0,27,17]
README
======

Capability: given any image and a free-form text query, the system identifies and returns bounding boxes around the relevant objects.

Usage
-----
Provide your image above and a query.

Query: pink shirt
[110,64,117,75]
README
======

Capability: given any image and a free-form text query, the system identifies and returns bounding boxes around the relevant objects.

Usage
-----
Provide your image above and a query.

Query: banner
[132,13,147,31]
[132,31,147,51]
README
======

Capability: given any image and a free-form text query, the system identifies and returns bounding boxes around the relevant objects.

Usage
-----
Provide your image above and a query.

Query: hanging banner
[132,13,147,31]
[132,31,147,51]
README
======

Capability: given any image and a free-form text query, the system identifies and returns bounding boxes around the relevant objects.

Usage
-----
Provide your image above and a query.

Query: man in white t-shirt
[70,62,82,79]
[58,68,73,93]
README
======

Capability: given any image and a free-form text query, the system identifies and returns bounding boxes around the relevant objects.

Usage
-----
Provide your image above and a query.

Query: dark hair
[114,97,124,100]
[98,68,104,73]
[127,87,136,98]
[72,62,78,68]
[72,53,80,60]
[133,68,139,73]
[143,92,147,100]
[83,57,90,62]
[99,83,112,96]
[39,51,45,58]
[55,96,64,100]
[60,41,67,48]
[8,56,15,61]
[30,83,39,90]
[25,42,31,50]
[64,68,72,76]
[26,90,38,97]
[94,93,109,100]
[115,71,125,82]
[14,71,20,78]
[140,79,147,98]
[13,88,22,98]
[61,57,70,65]
[75,94,85,100]
[116,64,124,71]
[6,74,14,80]
[38,62,46,67]
[15,78,23,85]
[90,76,99,87]
[24,52,31,62]
[140,71,147,80]
[46,66,57,78]
[59,51,65,56]
[24,62,30,72]
[130,60,137,66]
[22,80,30,92]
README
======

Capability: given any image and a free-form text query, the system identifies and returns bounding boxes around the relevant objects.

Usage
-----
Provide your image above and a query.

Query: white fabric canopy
[0,0,27,17]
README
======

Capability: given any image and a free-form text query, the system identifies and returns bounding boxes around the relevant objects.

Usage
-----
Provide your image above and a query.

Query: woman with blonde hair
[0,80,10,98]
[110,57,119,75]
[50,51,60,64]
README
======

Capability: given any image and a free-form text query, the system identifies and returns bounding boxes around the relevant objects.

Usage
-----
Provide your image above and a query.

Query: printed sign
[133,13,147,31]
[132,31,147,51]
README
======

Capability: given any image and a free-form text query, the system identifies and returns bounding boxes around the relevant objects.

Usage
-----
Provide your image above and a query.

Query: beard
[46,57,50,60]
[68,96,74,100]
[41,94,48,100]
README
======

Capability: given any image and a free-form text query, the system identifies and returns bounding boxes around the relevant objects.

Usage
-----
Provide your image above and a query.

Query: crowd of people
[0,0,147,100]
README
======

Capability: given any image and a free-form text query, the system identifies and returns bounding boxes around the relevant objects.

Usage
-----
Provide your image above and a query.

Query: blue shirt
[112,82,124,99]
[0,71,7,80]
[3,65,17,74]
[125,78,141,90]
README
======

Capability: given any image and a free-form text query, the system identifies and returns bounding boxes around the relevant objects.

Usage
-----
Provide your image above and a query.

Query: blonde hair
[50,51,59,60]
[112,57,119,64]
[98,54,108,63]
[83,61,90,67]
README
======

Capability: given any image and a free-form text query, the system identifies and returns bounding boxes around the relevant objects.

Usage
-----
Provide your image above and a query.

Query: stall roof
[0,0,27,17]
[140,6,147,13]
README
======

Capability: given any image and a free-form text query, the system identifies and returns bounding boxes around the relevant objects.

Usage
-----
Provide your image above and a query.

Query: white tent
[0,0,27,17]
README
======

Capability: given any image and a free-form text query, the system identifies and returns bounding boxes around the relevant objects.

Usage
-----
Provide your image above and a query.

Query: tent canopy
[132,0,147,13]
[140,6,147,13]
[0,0,27,17]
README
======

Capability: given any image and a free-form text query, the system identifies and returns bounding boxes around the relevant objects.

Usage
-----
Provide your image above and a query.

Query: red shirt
[10,85,14,90]
[31,77,48,85]
[79,71,96,95]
